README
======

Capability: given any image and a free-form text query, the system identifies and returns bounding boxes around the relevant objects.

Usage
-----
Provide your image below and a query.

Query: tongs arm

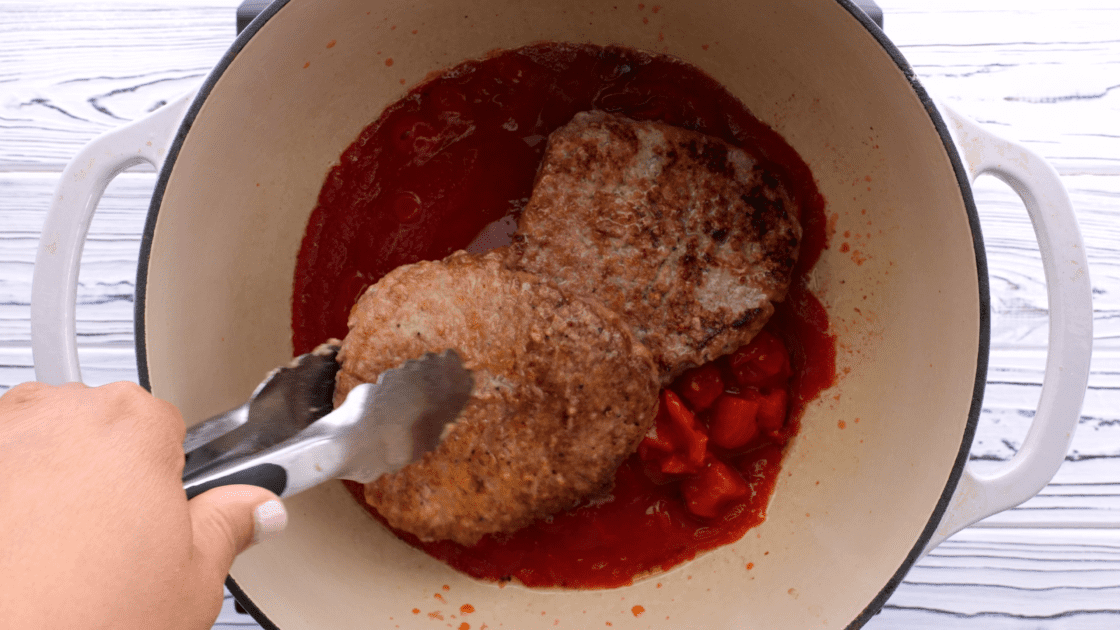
[182,384,372,499]
[181,343,341,480]
[181,403,250,454]
[181,348,473,501]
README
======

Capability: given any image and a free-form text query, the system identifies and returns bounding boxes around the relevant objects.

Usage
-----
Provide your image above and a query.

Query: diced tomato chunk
[682,457,749,519]
[755,388,788,434]
[640,332,794,516]
[638,390,708,475]
[659,454,699,475]
[663,390,707,468]
[674,363,724,412]
[728,331,791,388]
[708,393,760,450]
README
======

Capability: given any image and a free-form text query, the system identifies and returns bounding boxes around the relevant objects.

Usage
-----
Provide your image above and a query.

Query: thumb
[188,485,288,585]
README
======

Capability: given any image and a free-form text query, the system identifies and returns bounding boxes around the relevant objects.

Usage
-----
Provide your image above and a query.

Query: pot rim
[133,1,990,627]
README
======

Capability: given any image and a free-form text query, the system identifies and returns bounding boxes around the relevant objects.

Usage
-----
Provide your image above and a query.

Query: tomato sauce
[294,42,834,589]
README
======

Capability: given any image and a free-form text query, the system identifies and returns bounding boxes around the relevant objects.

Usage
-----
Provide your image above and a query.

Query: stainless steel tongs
[181,344,473,500]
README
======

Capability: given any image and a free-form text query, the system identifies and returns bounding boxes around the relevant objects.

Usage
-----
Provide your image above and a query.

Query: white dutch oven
[32,0,1092,628]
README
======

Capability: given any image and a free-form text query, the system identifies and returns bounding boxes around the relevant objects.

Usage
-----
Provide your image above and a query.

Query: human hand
[0,381,287,630]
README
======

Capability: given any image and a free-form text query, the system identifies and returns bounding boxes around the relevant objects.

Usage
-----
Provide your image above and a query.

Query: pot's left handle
[31,90,196,385]
[922,102,1093,555]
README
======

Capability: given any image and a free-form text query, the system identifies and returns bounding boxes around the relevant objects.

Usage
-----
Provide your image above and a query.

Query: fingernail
[252,499,288,545]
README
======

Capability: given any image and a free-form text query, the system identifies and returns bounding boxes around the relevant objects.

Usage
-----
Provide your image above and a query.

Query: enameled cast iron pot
[32,0,1093,627]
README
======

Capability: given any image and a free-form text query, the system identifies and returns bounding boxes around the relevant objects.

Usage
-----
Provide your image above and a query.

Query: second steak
[508,111,803,382]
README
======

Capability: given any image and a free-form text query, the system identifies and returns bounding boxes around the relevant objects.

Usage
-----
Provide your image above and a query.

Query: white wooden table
[2,0,1117,627]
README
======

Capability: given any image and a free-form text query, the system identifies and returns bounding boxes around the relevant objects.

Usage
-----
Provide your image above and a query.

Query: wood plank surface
[882,0,1120,177]
[0,172,151,347]
[878,529,1120,628]
[1,0,1117,628]
[0,1,240,171]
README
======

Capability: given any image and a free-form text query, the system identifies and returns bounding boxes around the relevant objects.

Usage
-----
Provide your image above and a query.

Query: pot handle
[922,102,1093,555]
[31,90,196,385]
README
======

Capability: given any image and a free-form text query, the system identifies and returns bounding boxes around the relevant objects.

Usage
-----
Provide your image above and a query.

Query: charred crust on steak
[732,308,766,328]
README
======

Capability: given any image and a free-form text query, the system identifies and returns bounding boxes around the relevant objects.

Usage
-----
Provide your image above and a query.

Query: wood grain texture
[0,0,1117,628]
[880,0,1120,176]
[0,172,151,348]
[0,1,242,171]
[872,529,1120,629]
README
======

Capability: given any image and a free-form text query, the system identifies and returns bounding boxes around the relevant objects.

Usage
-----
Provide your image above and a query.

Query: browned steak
[334,251,659,545]
[507,111,802,382]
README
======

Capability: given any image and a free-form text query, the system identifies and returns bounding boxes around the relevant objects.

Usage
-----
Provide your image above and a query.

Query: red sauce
[294,42,834,589]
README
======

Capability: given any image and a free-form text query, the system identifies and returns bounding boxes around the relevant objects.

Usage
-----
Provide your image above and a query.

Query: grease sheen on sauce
[294,42,834,589]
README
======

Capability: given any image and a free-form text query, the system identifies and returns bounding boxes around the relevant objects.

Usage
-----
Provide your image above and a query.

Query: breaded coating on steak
[334,251,660,545]
[507,111,802,382]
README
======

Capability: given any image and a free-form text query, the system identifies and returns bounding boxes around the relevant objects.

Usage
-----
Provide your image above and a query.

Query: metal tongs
[182,344,473,499]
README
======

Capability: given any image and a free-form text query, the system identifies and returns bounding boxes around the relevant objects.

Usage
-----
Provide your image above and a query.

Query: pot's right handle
[922,102,1093,555]
[31,89,196,386]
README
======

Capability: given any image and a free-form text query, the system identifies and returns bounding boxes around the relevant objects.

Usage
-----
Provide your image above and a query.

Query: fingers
[187,486,288,587]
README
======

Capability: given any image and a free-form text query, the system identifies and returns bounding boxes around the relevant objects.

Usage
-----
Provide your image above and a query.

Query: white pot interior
[141,0,983,627]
